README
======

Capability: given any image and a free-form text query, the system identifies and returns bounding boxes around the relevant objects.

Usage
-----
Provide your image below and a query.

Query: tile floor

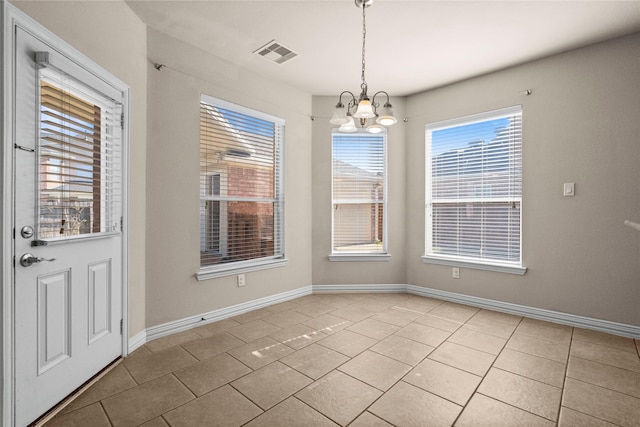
[43,293,640,427]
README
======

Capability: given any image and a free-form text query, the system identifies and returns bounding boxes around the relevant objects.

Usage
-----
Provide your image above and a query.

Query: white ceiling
[126,0,640,96]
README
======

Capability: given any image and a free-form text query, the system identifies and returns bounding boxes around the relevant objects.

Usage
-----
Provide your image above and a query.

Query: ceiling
[126,0,640,96]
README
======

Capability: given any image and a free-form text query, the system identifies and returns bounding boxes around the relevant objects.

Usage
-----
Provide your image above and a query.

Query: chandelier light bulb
[353,98,376,119]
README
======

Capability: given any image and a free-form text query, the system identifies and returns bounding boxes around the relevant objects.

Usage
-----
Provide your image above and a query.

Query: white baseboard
[128,283,639,352]
[315,283,639,338]
[128,329,147,353]
[406,285,640,339]
[312,284,406,293]
[141,285,313,347]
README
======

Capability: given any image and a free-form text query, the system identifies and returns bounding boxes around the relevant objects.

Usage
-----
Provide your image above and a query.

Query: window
[198,95,285,279]
[424,106,525,274]
[331,131,388,260]
[38,69,122,240]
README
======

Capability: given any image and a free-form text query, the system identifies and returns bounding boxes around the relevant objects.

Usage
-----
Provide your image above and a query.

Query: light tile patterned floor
[44,293,640,427]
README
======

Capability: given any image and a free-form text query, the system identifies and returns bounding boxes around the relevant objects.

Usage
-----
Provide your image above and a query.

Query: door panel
[88,259,112,344]
[13,27,124,426]
[37,269,71,374]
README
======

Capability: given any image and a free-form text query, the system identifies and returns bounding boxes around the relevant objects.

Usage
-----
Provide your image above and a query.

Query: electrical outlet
[237,274,246,287]
[452,267,460,279]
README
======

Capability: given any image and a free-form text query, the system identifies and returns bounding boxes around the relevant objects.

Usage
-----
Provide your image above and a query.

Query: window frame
[329,129,390,262]
[197,95,287,280]
[423,106,526,275]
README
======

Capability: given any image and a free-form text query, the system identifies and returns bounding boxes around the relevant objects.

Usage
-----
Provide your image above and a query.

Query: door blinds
[38,70,122,239]
[426,106,522,264]
[199,96,284,268]
[332,132,387,254]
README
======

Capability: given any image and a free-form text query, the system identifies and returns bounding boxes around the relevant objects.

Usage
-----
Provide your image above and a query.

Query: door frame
[1,3,130,425]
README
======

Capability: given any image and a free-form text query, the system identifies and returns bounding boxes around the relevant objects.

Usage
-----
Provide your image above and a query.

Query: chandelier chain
[361,2,367,93]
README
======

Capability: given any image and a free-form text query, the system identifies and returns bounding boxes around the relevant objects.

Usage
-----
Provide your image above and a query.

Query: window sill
[196,257,288,281]
[329,253,391,262]
[421,256,526,275]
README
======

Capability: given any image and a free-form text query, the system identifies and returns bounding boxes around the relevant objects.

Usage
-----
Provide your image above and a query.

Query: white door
[13,27,124,426]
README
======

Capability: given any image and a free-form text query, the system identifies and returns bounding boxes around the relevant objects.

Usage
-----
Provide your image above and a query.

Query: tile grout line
[560,377,632,427]
[558,406,626,427]
[564,354,640,399]
[449,312,525,426]
[98,400,114,427]
[500,345,569,366]
[557,327,573,426]
[556,328,576,426]
[571,336,640,354]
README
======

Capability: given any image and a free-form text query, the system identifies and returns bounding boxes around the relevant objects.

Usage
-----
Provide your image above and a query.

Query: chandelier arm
[371,90,391,114]
[338,90,357,106]
[371,91,391,108]
[347,98,358,112]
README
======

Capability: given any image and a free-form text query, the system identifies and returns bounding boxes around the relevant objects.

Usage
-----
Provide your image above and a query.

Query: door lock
[19,253,56,267]
[20,226,34,239]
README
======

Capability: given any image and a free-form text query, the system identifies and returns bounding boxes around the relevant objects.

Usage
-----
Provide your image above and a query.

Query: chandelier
[330,0,397,133]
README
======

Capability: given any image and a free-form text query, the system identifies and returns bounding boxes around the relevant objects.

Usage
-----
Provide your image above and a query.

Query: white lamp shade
[329,105,349,125]
[353,99,376,119]
[339,116,358,133]
[367,124,384,134]
[376,104,397,126]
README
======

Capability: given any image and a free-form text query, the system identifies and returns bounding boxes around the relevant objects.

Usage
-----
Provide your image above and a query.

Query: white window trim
[422,255,527,275]
[329,253,391,262]
[424,105,525,274]
[330,129,389,261]
[196,257,288,281]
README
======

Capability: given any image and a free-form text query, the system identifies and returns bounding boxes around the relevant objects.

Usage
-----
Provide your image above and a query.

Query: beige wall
[145,29,312,327]
[11,0,148,337]
[312,96,407,284]
[405,33,640,326]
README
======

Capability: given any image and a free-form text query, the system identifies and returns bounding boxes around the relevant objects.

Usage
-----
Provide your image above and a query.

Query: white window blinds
[199,95,284,269]
[38,70,122,239]
[425,106,522,265]
[332,131,387,254]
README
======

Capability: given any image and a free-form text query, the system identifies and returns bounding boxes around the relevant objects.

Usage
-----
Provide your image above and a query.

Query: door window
[38,70,122,240]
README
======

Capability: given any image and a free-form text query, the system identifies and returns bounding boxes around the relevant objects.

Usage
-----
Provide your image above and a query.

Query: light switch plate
[563,183,575,197]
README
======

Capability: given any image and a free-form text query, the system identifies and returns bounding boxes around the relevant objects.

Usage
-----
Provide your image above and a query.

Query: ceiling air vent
[254,40,297,64]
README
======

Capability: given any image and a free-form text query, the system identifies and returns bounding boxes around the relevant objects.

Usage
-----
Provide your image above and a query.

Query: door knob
[19,253,56,267]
